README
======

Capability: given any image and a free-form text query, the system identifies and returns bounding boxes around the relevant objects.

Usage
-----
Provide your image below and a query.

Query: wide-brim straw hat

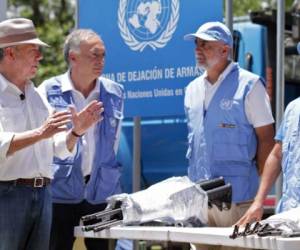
[0,18,49,48]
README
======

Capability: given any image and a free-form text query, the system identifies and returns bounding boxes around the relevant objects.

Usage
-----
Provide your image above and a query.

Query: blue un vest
[276,97,300,213]
[185,64,261,203]
[43,74,124,204]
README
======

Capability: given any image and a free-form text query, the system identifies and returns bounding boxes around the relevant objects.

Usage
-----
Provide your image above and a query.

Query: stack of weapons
[80,177,232,232]
[230,222,300,239]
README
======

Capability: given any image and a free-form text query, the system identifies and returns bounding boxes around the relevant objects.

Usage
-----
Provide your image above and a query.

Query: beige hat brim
[0,37,50,48]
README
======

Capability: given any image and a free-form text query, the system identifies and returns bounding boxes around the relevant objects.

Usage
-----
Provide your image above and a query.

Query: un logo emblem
[118,0,180,52]
[220,99,233,110]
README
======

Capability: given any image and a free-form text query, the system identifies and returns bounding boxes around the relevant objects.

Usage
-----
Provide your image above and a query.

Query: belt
[0,177,51,188]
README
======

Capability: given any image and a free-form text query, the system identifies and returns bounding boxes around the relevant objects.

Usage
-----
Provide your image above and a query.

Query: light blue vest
[276,97,300,213]
[185,64,261,203]
[43,74,124,204]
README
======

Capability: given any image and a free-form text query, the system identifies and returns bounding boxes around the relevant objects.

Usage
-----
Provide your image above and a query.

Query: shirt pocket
[0,107,26,132]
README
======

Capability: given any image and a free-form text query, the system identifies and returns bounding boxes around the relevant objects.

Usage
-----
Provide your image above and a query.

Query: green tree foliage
[8,0,75,85]
[231,0,295,17]
[232,0,262,16]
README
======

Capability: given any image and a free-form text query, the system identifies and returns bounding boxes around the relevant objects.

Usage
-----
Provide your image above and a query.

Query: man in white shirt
[184,21,275,250]
[0,18,103,250]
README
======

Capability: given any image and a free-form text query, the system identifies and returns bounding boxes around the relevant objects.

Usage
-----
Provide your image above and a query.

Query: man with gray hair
[0,18,103,250]
[184,21,275,250]
[38,29,124,250]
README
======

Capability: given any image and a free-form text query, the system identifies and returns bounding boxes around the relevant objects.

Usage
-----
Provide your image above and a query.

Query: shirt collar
[62,70,101,95]
[219,61,235,81]
[0,73,8,92]
[60,71,74,93]
[0,73,34,95]
[204,61,236,85]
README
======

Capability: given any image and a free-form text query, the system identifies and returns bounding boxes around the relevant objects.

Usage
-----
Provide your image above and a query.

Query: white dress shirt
[0,74,72,180]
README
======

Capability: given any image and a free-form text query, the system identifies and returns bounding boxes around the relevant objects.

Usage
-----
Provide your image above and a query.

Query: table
[74,225,300,250]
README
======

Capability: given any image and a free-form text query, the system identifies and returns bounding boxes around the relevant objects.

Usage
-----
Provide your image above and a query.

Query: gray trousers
[191,201,253,250]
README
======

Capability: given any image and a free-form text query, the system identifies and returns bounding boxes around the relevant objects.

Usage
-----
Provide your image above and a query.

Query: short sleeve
[245,79,274,127]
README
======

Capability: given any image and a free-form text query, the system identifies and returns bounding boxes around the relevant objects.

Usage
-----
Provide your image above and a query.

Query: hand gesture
[70,100,104,136]
[37,110,72,139]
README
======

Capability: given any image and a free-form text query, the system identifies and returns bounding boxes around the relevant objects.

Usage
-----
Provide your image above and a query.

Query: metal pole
[0,0,7,21]
[275,0,285,203]
[133,117,141,192]
[225,0,233,32]
[225,0,233,59]
[132,117,141,250]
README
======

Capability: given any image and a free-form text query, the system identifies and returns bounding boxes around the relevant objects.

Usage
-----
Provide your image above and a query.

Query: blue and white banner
[78,0,222,117]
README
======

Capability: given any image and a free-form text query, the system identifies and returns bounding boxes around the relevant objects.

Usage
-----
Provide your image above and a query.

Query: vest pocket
[212,127,249,163]
[51,164,83,200]
[87,165,122,202]
[52,163,72,177]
